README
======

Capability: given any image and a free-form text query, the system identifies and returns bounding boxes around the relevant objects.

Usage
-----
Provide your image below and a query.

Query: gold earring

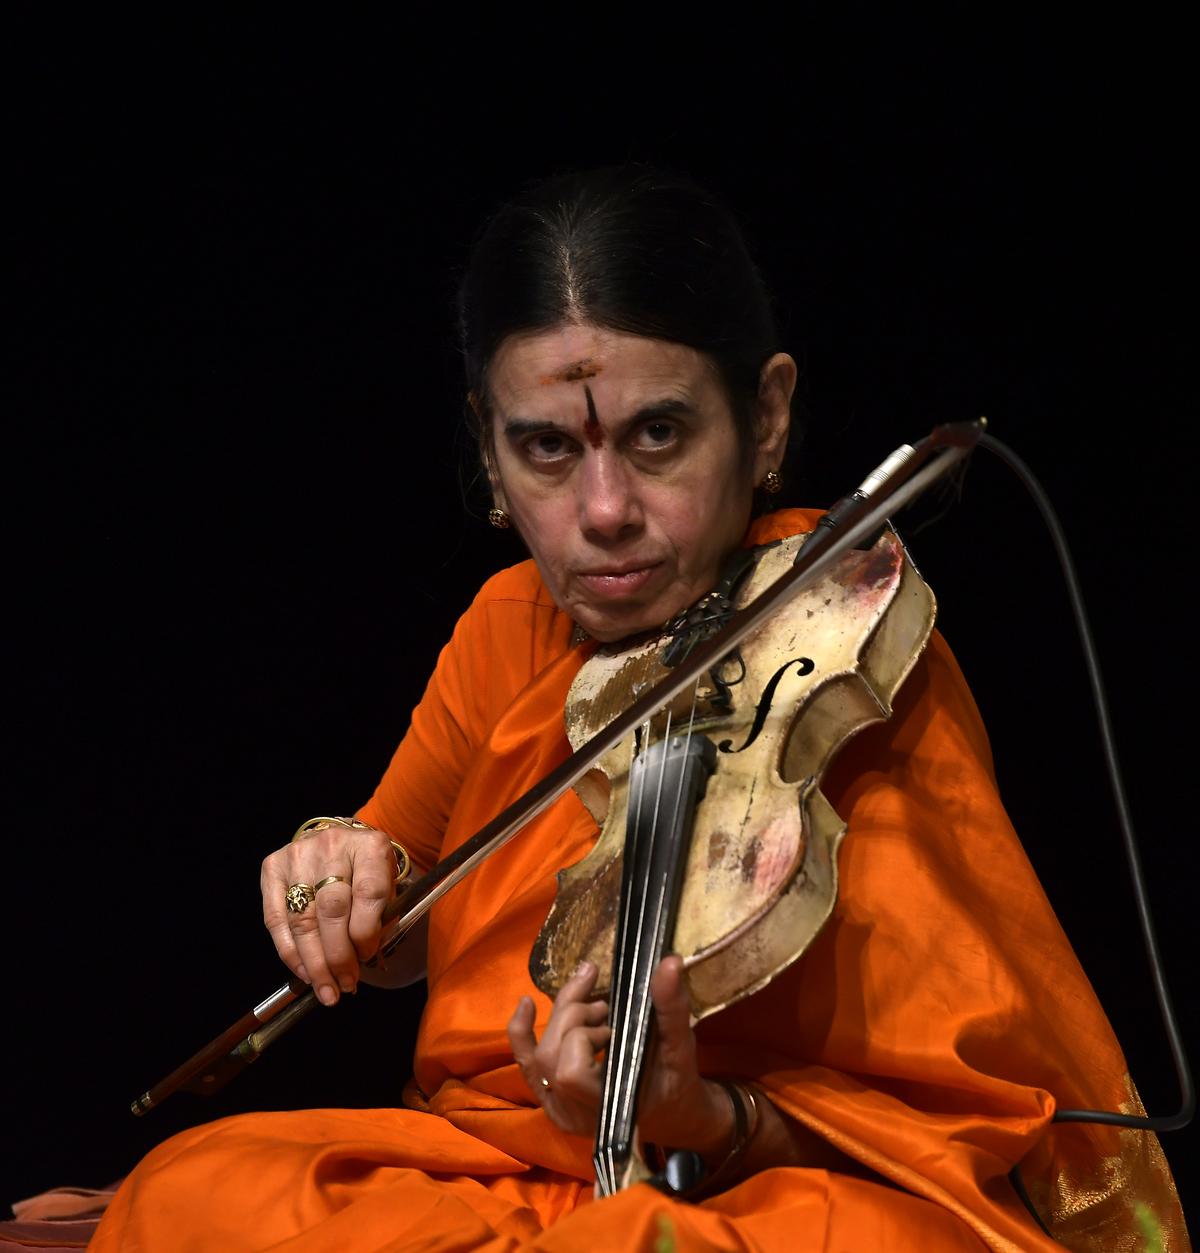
[760,469,782,494]
[488,507,511,529]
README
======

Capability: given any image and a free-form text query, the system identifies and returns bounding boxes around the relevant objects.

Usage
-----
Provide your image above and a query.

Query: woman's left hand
[506,955,733,1154]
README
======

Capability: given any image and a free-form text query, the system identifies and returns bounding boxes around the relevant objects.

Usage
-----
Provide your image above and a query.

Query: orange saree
[89,510,1188,1251]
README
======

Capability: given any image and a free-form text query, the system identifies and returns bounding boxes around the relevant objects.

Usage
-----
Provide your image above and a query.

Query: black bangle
[700,1080,761,1196]
[647,1080,764,1201]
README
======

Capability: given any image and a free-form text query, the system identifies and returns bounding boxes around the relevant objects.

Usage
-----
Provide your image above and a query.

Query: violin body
[530,529,936,1020]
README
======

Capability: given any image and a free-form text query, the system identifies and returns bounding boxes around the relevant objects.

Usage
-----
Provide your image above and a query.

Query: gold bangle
[290,816,411,888]
[291,815,369,841]
[388,840,411,885]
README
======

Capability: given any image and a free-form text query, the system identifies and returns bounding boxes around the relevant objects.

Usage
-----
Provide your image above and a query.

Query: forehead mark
[583,385,605,448]
[539,357,602,385]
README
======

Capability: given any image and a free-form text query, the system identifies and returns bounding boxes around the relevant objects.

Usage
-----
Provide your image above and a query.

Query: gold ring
[285,883,316,913]
[315,875,348,892]
[389,841,411,885]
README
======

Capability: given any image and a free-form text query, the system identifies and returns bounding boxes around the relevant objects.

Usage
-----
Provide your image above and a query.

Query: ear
[481,445,509,513]
[752,353,796,484]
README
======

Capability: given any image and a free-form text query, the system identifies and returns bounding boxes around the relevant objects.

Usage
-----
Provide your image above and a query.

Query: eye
[630,420,679,451]
[524,431,575,463]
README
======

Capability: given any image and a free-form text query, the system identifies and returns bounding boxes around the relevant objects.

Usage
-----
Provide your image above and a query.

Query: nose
[576,449,644,543]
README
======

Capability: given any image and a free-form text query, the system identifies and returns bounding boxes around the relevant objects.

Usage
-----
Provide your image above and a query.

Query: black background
[9,13,1196,1225]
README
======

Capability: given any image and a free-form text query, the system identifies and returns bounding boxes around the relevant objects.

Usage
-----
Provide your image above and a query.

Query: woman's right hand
[261,822,402,1006]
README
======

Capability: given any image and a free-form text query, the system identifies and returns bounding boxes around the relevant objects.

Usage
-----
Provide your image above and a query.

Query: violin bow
[132,418,984,1115]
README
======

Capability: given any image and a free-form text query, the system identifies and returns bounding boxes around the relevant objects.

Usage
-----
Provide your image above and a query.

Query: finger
[288,897,342,1006]
[554,960,600,1007]
[311,853,359,994]
[536,960,602,1038]
[554,1023,611,1099]
[650,955,695,1069]
[261,854,309,983]
[344,832,397,961]
[280,840,351,1007]
[507,995,539,1072]
[536,996,609,1055]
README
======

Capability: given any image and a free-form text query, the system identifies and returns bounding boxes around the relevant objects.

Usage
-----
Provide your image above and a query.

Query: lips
[575,563,661,599]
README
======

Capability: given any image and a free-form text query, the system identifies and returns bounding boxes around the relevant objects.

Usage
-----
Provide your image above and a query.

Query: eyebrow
[501,397,697,440]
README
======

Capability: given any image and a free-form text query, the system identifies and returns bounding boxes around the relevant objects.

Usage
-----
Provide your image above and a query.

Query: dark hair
[457,165,786,461]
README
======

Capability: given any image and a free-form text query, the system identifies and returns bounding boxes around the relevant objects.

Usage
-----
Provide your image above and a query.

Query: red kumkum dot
[583,384,605,448]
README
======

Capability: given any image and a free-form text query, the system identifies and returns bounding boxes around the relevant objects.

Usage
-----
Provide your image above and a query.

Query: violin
[532,526,934,1194]
[131,421,981,1124]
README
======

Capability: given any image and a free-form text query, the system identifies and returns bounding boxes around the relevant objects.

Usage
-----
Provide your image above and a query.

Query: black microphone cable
[973,431,1193,1243]
[976,431,1193,1135]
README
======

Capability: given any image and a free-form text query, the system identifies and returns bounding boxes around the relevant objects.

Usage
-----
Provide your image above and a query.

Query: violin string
[642,679,702,1082]
[599,675,703,1185]
[614,705,675,1156]
[611,713,652,1178]
[629,681,704,1182]
[599,729,635,1181]
[623,682,706,1177]
[599,713,656,1182]
[645,682,702,996]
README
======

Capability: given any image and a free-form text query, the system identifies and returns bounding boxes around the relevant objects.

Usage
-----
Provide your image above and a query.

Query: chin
[574,601,672,645]
[578,618,643,645]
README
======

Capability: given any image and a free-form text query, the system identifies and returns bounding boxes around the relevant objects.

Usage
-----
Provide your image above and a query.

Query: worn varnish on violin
[533,528,935,1013]
[530,528,936,1194]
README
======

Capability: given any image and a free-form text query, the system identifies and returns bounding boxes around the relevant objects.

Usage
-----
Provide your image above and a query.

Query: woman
[90,167,1188,1250]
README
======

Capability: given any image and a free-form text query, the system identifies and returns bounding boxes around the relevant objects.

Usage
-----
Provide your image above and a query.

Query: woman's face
[486,324,792,643]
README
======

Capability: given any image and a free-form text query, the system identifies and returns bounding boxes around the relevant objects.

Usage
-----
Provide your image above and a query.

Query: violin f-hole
[717,657,815,755]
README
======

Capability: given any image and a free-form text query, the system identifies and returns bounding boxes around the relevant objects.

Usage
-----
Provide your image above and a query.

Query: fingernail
[318,985,338,1006]
[575,960,594,977]
[339,978,356,994]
